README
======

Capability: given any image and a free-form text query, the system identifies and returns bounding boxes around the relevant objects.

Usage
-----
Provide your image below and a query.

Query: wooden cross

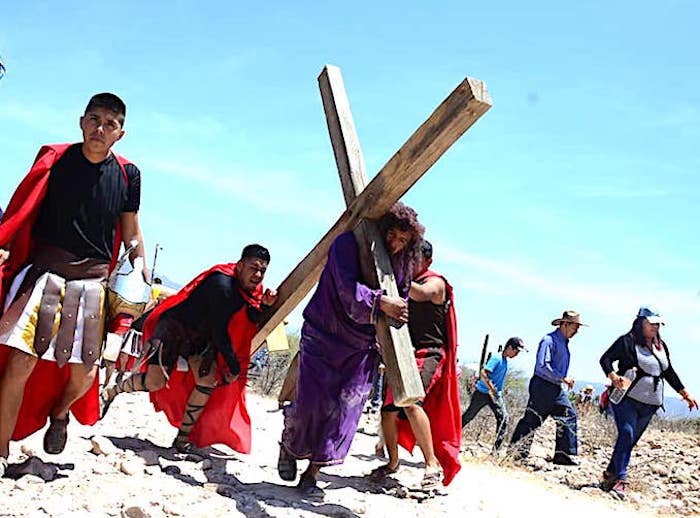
[253,65,492,405]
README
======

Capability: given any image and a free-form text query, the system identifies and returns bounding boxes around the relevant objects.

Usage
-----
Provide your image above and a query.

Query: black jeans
[510,376,578,457]
[461,390,509,450]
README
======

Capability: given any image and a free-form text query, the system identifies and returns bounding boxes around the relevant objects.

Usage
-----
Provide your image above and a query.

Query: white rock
[120,459,144,476]
[14,475,45,490]
[91,436,119,456]
[20,444,36,457]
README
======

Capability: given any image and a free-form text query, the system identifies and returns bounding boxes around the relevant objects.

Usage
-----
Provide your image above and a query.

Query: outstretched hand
[262,288,278,307]
[0,248,9,267]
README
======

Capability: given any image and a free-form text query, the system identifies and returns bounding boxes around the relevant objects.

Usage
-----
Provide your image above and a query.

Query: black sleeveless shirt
[408,280,447,351]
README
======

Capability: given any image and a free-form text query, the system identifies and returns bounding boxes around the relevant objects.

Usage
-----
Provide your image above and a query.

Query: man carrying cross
[277,202,424,495]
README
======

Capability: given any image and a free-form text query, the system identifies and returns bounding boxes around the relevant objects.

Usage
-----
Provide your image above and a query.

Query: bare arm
[409,276,445,305]
[479,368,497,396]
[119,212,148,279]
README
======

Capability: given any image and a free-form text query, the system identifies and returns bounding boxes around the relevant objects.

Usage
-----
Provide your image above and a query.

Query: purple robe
[282,231,407,464]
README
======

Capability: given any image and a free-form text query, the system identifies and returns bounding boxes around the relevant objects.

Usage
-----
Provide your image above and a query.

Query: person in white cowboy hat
[510,310,586,465]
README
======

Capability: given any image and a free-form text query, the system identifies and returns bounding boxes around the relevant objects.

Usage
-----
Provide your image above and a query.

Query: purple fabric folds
[282,231,405,464]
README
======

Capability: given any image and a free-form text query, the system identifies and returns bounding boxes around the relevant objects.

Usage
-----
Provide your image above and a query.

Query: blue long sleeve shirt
[533,328,570,385]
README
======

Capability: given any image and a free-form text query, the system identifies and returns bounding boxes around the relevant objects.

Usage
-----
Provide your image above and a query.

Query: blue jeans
[606,396,657,480]
[510,376,578,457]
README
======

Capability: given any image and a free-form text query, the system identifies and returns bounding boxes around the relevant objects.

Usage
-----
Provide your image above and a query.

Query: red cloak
[143,263,262,454]
[0,143,130,439]
[397,270,462,486]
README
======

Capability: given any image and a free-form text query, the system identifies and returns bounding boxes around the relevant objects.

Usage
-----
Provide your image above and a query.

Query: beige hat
[551,310,588,327]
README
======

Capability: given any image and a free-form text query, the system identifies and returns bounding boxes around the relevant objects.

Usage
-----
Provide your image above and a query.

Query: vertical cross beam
[251,70,492,358]
[319,65,424,405]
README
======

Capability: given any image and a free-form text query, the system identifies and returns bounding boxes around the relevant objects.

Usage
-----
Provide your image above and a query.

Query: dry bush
[650,415,700,434]
[250,351,292,396]
[247,332,300,397]
[460,365,619,462]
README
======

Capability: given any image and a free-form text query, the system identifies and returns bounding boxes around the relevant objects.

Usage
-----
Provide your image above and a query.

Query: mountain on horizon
[572,380,698,420]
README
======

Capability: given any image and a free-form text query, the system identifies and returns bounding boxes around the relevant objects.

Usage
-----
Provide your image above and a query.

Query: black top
[599,332,684,393]
[162,272,262,375]
[131,308,153,332]
[33,144,141,262]
[408,278,447,350]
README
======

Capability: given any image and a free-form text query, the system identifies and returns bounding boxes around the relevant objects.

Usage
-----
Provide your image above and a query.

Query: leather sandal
[43,415,69,454]
[420,469,443,490]
[99,388,115,420]
[297,471,324,498]
[369,463,400,480]
[172,434,209,459]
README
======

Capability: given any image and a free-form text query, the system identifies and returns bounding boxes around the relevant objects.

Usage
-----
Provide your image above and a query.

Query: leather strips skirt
[0,244,109,367]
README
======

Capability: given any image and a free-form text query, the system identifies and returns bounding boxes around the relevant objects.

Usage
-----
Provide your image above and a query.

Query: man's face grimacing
[236,258,268,293]
[385,228,412,256]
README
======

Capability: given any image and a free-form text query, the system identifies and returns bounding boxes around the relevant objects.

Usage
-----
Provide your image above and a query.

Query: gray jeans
[461,390,509,450]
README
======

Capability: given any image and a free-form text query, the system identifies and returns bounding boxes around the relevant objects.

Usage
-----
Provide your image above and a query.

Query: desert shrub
[248,332,299,396]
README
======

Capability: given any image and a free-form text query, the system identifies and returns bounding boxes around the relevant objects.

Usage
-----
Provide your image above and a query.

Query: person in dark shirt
[100,245,278,455]
[0,93,146,476]
[372,240,462,489]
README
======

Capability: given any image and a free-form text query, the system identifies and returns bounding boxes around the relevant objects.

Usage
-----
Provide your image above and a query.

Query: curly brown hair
[378,201,425,294]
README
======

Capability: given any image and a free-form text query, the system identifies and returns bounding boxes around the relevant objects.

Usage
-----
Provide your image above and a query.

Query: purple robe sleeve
[328,233,382,324]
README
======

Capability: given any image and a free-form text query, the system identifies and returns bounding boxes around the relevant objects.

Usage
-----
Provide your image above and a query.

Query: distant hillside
[573,381,699,420]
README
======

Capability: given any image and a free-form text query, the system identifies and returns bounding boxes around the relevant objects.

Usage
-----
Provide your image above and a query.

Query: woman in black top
[598,306,697,499]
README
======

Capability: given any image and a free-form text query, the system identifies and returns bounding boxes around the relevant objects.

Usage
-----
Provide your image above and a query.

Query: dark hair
[630,316,661,347]
[153,277,162,285]
[241,244,271,263]
[420,240,433,261]
[85,93,126,126]
[378,202,425,292]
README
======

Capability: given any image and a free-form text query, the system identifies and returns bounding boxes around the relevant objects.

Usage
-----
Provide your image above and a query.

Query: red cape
[397,270,462,485]
[0,143,130,439]
[143,263,262,454]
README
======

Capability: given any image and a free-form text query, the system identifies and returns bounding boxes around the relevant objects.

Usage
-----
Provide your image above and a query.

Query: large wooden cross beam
[252,66,492,402]
[319,65,425,405]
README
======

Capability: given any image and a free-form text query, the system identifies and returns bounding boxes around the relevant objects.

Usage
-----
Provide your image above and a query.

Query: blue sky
[1,1,699,405]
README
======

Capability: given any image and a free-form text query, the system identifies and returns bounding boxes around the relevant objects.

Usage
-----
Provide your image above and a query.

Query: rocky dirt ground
[0,392,694,517]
